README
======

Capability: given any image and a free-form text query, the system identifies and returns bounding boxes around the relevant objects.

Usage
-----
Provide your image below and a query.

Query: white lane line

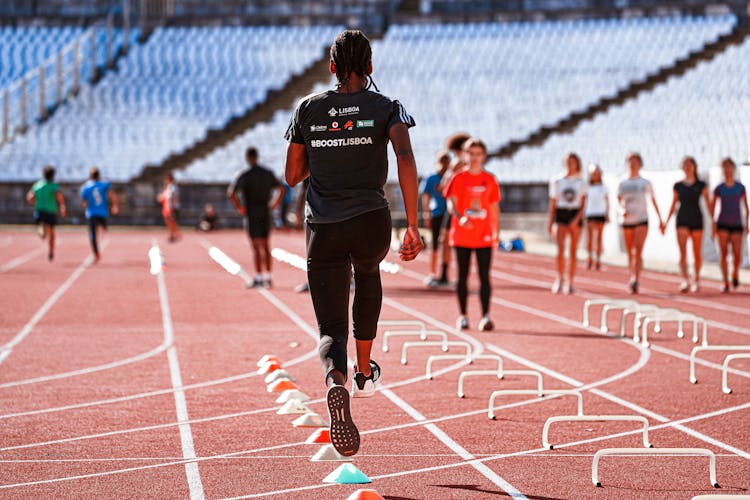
[152,244,205,500]
[0,246,45,273]
[0,252,93,364]
[0,342,169,389]
[382,388,527,498]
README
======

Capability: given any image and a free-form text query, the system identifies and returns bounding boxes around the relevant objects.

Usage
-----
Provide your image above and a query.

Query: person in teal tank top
[26,165,66,261]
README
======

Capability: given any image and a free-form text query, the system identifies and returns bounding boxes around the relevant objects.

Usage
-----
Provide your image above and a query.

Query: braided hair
[330,30,379,92]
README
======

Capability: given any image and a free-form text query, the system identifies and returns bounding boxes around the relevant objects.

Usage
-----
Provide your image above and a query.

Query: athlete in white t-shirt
[616,153,664,294]
[547,153,588,294]
[584,164,608,271]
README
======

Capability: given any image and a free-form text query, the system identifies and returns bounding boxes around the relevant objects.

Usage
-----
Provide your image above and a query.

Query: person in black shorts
[420,151,451,287]
[285,29,423,457]
[228,147,285,288]
[661,156,711,293]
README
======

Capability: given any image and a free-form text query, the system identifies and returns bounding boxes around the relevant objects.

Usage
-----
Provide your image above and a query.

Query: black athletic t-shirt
[285,89,415,224]
[228,164,281,209]
[674,180,706,227]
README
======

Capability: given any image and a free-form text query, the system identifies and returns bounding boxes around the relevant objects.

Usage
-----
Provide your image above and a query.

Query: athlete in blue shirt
[420,151,451,286]
[80,167,119,262]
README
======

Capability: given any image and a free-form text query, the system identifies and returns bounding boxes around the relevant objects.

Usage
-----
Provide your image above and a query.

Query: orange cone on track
[256,354,280,367]
[305,428,331,444]
[267,379,299,393]
[346,489,384,500]
[258,361,282,375]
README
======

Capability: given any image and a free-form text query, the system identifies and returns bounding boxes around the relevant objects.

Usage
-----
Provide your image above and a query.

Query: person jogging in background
[711,157,748,292]
[584,164,609,271]
[26,165,66,261]
[284,29,422,458]
[157,173,181,243]
[80,167,119,262]
[228,147,285,288]
[662,156,711,293]
[444,138,500,331]
[617,152,663,294]
[548,153,587,295]
[420,151,451,287]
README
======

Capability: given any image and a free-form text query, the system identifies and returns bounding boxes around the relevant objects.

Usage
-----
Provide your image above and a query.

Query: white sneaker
[679,281,689,293]
[551,279,562,294]
[690,281,699,293]
[456,315,469,330]
[478,315,494,332]
[562,283,574,295]
[352,360,381,398]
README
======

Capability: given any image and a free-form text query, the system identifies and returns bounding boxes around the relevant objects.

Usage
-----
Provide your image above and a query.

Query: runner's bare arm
[389,123,423,261]
[55,191,66,218]
[269,184,285,210]
[26,190,35,206]
[285,143,310,187]
[660,191,677,233]
[108,190,120,216]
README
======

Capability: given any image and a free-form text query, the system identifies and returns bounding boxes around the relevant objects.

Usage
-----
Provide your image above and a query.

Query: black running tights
[306,208,391,379]
[455,246,492,316]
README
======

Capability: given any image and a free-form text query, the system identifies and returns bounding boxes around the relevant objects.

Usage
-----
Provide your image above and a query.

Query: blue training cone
[322,463,371,484]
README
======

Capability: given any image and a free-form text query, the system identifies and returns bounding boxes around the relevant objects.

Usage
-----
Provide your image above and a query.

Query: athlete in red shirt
[444,138,500,331]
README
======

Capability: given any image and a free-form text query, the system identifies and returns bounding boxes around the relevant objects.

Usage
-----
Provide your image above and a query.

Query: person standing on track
[661,156,711,293]
[284,29,423,458]
[157,173,181,243]
[26,165,66,262]
[711,157,748,292]
[547,153,587,294]
[617,152,663,294]
[80,167,119,262]
[420,151,451,287]
[584,164,609,271]
[228,147,285,289]
[444,138,500,331]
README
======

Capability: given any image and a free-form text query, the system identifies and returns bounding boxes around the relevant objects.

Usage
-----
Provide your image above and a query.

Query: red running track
[0,226,748,499]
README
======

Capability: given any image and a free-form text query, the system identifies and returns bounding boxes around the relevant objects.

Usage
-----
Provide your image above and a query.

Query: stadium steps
[135,49,333,183]
[489,19,750,159]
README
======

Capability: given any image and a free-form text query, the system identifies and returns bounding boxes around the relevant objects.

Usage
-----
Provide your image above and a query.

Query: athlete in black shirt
[285,30,423,457]
[228,147,285,288]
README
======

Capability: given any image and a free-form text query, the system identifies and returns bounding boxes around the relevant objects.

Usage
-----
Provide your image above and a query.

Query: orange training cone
[256,354,281,367]
[258,361,282,375]
[346,489,384,500]
[267,379,299,393]
[305,428,331,444]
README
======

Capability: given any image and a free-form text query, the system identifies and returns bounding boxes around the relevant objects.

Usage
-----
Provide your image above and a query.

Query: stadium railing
[0,0,134,148]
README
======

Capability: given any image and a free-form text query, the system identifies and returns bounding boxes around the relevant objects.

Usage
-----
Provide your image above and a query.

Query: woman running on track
[617,152,663,294]
[662,156,711,293]
[584,163,609,271]
[284,29,422,457]
[548,153,587,294]
[26,165,66,261]
[444,138,500,331]
[711,157,747,292]
[157,173,181,243]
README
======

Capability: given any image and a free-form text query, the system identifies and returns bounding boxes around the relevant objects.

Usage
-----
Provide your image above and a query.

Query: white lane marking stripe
[382,388,527,498]
[0,252,93,361]
[0,246,45,273]
[154,245,205,500]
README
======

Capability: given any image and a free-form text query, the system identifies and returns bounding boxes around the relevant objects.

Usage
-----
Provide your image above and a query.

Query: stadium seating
[177,15,736,184]
[0,25,341,181]
[488,34,750,182]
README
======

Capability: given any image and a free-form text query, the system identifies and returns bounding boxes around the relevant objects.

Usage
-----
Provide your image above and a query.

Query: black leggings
[455,246,492,316]
[88,216,107,255]
[306,208,391,379]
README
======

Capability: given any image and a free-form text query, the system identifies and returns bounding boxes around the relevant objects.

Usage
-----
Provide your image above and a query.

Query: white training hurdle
[582,299,638,333]
[690,345,750,384]
[620,303,661,337]
[425,354,503,381]
[637,308,707,347]
[382,329,449,353]
[723,353,750,394]
[401,341,472,365]
[488,389,583,420]
[592,448,719,488]
[542,415,652,450]
[459,369,543,399]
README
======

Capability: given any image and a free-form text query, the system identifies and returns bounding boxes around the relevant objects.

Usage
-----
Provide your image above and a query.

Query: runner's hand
[399,225,423,261]
[237,206,247,216]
